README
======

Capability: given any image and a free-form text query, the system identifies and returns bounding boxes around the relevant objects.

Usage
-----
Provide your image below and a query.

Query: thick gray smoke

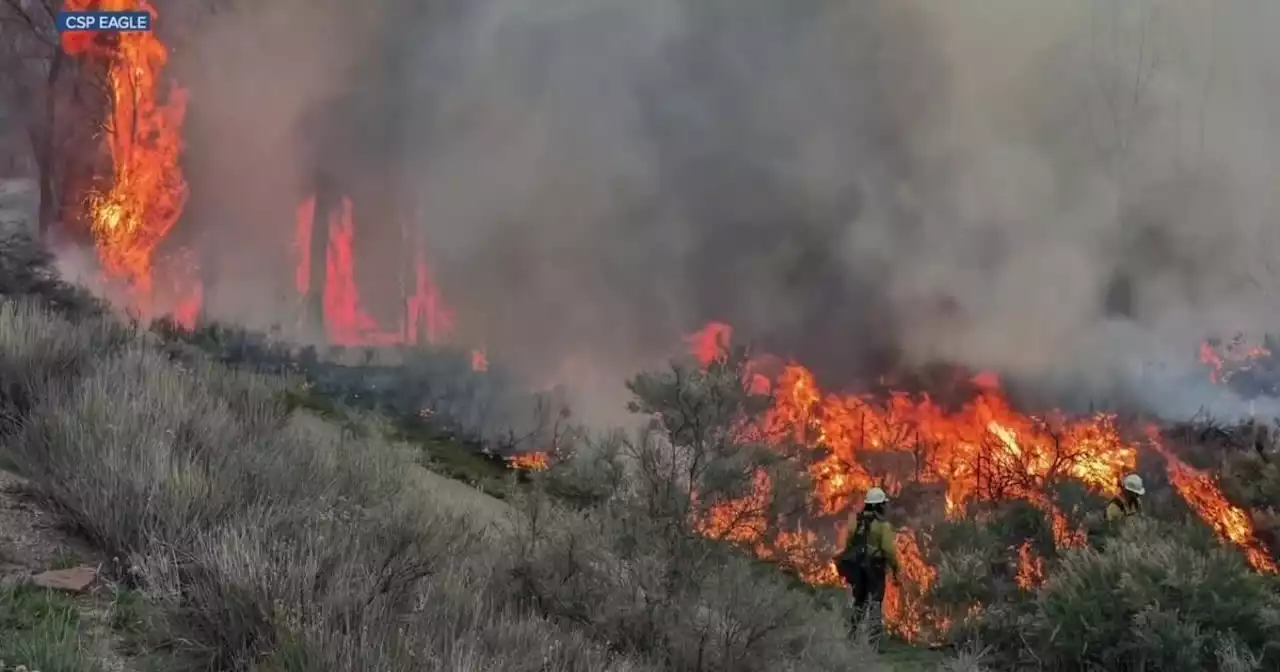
[176,0,1280,423]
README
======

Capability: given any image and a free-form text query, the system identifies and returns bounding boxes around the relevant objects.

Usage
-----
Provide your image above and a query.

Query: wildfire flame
[1147,427,1277,574]
[1015,539,1046,590]
[294,196,450,346]
[684,322,1277,640]
[1199,336,1271,385]
[509,451,550,472]
[293,195,486,368]
[59,0,475,353]
[61,0,198,323]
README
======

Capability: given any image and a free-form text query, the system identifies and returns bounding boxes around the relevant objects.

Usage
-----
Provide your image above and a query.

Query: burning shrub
[928,501,1055,602]
[621,350,821,565]
[501,352,873,670]
[955,518,1280,671]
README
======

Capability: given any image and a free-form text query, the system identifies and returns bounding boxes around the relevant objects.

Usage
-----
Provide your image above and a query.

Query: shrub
[0,300,656,671]
[0,232,107,319]
[503,351,874,671]
[956,518,1280,671]
[0,299,128,435]
[504,488,868,672]
[0,237,1037,670]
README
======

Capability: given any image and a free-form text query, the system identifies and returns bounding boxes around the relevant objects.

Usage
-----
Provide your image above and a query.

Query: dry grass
[0,230,966,670]
[0,298,656,671]
[0,296,894,670]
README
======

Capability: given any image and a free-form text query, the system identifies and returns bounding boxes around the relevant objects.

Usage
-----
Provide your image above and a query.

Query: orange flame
[684,323,1141,639]
[509,451,550,472]
[1199,342,1226,384]
[1015,539,1046,590]
[293,196,483,369]
[688,321,735,366]
[1147,428,1277,574]
[62,0,199,324]
[883,529,939,640]
[1200,336,1271,385]
[769,365,1136,521]
[685,326,1277,640]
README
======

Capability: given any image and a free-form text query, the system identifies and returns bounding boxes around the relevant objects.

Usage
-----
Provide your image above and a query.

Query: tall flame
[294,195,485,367]
[62,0,198,323]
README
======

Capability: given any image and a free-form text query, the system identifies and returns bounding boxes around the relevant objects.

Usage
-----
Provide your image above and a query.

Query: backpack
[1110,495,1140,518]
[836,511,878,581]
[1086,496,1139,550]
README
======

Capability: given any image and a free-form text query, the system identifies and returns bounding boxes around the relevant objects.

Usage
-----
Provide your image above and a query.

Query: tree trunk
[33,48,62,239]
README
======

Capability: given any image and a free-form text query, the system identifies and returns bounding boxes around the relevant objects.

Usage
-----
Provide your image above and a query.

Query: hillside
[0,233,904,670]
[0,231,1278,671]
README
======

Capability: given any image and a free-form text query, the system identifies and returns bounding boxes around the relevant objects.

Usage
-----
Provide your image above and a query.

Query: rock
[31,565,97,593]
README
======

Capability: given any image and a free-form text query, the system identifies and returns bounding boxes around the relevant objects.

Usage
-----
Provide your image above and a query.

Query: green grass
[107,588,149,636]
[281,386,343,421]
[0,582,103,672]
[416,437,510,496]
[257,634,320,672]
[284,383,514,498]
[48,549,83,571]
[878,641,949,671]
[107,587,171,664]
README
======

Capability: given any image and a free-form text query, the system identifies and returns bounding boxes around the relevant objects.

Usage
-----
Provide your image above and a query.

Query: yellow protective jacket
[1105,495,1140,523]
[844,512,901,577]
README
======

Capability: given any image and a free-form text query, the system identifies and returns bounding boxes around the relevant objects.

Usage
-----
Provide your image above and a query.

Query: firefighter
[1106,473,1145,522]
[835,487,900,647]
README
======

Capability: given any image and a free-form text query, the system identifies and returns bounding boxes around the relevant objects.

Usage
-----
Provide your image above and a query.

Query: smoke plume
[173,0,1280,422]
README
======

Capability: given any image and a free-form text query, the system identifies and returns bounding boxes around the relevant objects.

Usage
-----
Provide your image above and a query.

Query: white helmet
[864,487,888,505]
[1122,473,1145,496]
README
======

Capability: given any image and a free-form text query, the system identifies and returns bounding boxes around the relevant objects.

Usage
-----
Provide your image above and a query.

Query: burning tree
[3,0,467,350]
[293,183,457,348]
[63,0,198,321]
[0,0,200,322]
